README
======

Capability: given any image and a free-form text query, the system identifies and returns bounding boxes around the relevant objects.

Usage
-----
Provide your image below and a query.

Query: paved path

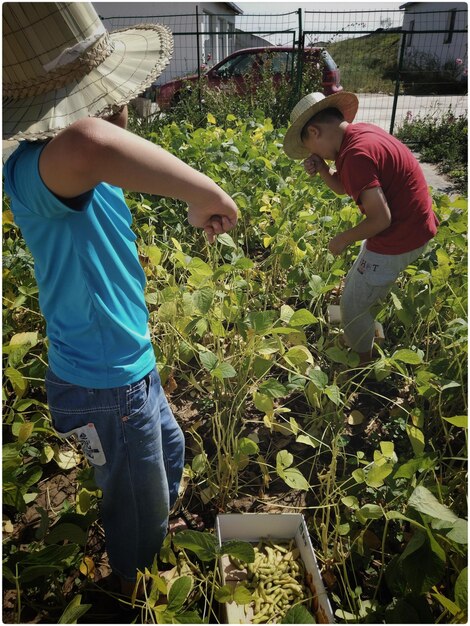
[355,93,468,131]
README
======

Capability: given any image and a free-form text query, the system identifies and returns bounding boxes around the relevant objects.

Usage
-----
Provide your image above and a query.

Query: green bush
[397,109,468,191]
[143,52,324,131]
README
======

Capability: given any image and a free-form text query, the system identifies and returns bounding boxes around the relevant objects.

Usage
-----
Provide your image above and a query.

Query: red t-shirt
[335,123,438,254]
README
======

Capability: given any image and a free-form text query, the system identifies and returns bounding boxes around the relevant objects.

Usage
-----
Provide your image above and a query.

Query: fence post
[196,6,202,111]
[294,8,304,104]
[389,30,407,135]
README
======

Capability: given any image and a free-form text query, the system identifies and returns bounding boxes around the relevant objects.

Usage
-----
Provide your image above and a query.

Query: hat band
[4,33,115,100]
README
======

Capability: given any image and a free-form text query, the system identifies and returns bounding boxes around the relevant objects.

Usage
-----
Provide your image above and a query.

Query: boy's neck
[331,121,350,159]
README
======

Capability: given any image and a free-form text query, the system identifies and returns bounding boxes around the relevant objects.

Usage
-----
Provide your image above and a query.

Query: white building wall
[94,2,238,84]
[402,2,467,71]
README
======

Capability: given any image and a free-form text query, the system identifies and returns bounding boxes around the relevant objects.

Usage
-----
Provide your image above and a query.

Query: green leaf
[232,585,253,605]
[214,585,233,603]
[45,523,87,547]
[281,468,310,491]
[325,346,349,365]
[284,346,314,368]
[352,468,366,484]
[296,434,319,448]
[237,438,259,456]
[454,567,468,611]
[26,543,79,566]
[431,592,463,617]
[308,368,328,390]
[380,441,395,457]
[406,425,425,457]
[391,349,423,364]
[357,504,383,519]
[192,288,214,314]
[365,462,394,488]
[275,450,309,490]
[288,309,317,327]
[446,519,468,544]
[400,532,446,593]
[342,496,359,509]
[167,575,193,612]
[390,292,403,310]
[234,257,254,270]
[246,310,278,335]
[393,454,437,479]
[282,605,317,623]
[199,350,219,372]
[442,415,467,428]
[5,367,28,396]
[258,379,287,398]
[144,245,162,267]
[253,392,274,414]
[212,362,236,380]
[325,384,341,405]
[188,257,213,278]
[408,486,458,522]
[20,565,63,583]
[217,233,237,248]
[58,594,92,624]
[220,540,255,563]
[172,530,218,561]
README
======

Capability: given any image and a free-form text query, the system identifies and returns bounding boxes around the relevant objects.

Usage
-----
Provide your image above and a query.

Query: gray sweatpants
[340,242,427,353]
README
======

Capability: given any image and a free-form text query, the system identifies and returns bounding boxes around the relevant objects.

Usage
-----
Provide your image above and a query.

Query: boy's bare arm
[39,117,238,241]
[329,186,392,255]
[304,154,346,195]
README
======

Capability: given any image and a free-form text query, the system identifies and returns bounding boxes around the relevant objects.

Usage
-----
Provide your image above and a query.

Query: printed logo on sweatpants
[54,423,106,466]
[357,259,379,275]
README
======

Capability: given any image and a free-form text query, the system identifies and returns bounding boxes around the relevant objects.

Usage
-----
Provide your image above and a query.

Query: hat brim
[3,24,173,141]
[283,92,359,159]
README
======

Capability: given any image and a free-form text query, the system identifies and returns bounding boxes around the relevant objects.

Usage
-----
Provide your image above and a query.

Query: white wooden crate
[216,513,335,624]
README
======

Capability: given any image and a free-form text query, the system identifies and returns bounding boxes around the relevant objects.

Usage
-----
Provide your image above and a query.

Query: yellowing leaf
[348,410,365,425]
[80,556,95,578]
[207,112,216,124]
[53,446,81,470]
[406,425,425,457]
[3,210,15,224]
[17,422,34,445]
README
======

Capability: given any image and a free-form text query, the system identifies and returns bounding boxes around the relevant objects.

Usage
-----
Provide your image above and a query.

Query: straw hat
[3,3,173,141]
[283,91,359,159]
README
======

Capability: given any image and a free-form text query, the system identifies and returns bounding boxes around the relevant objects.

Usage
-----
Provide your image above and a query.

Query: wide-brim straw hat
[3,3,173,141]
[283,91,359,159]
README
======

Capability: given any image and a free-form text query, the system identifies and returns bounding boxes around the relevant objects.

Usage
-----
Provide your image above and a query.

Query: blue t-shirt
[4,141,156,388]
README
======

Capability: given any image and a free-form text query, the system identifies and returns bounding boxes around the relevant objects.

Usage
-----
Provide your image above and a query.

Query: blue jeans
[45,367,185,581]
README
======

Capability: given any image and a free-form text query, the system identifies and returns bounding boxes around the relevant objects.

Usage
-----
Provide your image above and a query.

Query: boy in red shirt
[283,92,438,364]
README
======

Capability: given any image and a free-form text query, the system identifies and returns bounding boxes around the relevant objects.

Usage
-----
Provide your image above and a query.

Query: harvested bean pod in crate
[216,513,334,624]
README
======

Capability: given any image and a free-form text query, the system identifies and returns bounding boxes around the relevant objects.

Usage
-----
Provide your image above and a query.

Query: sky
[236,2,404,12]
[234,1,405,45]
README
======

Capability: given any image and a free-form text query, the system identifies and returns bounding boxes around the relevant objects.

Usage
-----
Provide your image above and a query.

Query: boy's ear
[306,123,321,139]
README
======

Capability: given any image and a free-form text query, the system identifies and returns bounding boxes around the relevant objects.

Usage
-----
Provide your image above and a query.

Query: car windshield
[215,53,259,77]
[215,50,297,78]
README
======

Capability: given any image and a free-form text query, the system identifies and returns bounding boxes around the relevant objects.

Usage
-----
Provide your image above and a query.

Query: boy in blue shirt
[3,3,238,597]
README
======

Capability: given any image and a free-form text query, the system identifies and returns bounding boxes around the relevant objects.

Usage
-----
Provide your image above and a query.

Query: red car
[155,46,342,110]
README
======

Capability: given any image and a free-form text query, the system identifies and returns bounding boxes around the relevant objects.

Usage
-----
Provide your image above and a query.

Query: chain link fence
[98,5,468,135]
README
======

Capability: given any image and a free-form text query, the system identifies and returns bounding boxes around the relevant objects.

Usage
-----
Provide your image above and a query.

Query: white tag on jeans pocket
[56,423,106,466]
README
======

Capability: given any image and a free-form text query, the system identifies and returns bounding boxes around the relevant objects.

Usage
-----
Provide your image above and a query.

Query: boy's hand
[303,154,327,177]
[328,233,350,256]
[187,191,238,244]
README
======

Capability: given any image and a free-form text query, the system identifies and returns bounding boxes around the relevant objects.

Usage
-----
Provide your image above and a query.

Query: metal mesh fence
[303,7,467,133]
[98,5,468,134]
